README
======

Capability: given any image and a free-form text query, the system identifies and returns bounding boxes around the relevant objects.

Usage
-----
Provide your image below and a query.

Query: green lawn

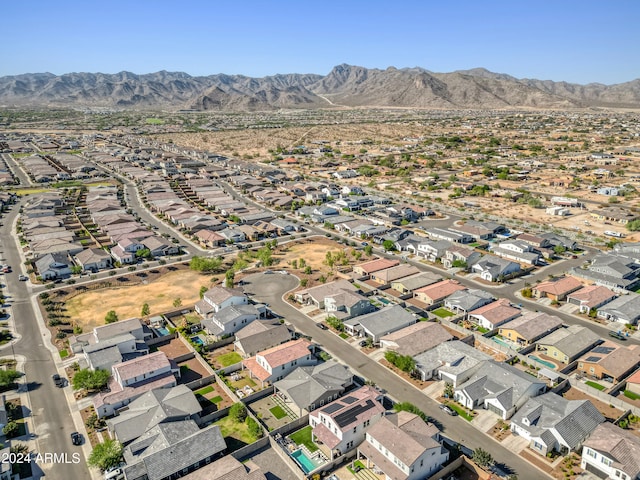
[289,426,318,452]
[624,390,640,400]
[146,117,165,125]
[210,396,222,404]
[586,381,606,391]
[339,333,349,339]
[195,385,214,396]
[446,402,474,421]
[214,416,258,450]
[270,405,287,419]
[217,352,242,367]
[432,307,455,318]
[59,349,69,359]
[347,460,366,474]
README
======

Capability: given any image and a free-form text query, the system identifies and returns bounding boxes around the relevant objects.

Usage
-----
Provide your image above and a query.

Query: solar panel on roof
[322,403,342,414]
[591,346,615,354]
[341,396,357,404]
[585,356,602,362]
[334,399,375,427]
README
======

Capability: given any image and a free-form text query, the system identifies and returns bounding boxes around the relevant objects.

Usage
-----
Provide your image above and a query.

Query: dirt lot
[64,269,219,330]
[562,387,624,421]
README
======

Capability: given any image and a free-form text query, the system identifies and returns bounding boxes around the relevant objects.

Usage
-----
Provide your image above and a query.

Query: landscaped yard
[289,426,318,452]
[445,402,474,421]
[226,374,257,391]
[432,307,455,318]
[214,415,258,451]
[59,349,69,358]
[269,405,287,420]
[624,390,640,400]
[339,332,349,339]
[217,351,242,367]
[195,385,214,396]
[585,381,606,391]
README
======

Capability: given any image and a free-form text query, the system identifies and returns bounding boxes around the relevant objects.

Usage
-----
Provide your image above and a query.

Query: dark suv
[52,373,65,387]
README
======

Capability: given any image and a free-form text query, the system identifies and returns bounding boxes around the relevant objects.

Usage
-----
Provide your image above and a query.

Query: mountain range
[0,64,639,111]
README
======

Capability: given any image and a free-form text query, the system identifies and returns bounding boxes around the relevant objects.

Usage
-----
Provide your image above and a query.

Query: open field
[65,269,218,330]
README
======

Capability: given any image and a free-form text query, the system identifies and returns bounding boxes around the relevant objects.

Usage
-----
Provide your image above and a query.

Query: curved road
[242,272,549,480]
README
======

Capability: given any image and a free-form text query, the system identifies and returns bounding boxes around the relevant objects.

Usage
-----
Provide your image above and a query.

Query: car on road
[18,274,28,281]
[327,475,340,480]
[440,404,457,416]
[264,270,273,274]
[359,340,368,347]
[317,323,328,330]
[52,373,65,387]
[360,242,369,246]
[608,331,626,340]
[70,431,82,445]
[1,265,11,273]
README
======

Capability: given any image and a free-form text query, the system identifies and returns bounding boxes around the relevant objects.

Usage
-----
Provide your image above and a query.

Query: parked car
[608,331,626,341]
[317,323,328,330]
[440,404,457,416]
[18,274,28,281]
[52,373,64,387]
[359,340,368,347]
[70,431,82,445]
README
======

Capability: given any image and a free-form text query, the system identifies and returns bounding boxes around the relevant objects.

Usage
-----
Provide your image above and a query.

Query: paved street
[0,200,92,479]
[242,272,551,480]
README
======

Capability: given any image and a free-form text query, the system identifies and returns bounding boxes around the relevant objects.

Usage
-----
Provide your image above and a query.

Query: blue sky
[2,0,638,84]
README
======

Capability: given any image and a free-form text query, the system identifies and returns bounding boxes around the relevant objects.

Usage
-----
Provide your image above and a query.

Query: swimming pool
[190,335,204,346]
[528,355,556,370]
[492,336,516,350]
[291,449,323,473]
[155,327,170,336]
[378,297,390,305]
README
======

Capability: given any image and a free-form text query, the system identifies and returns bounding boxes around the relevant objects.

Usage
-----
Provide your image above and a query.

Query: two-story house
[195,286,248,319]
[309,385,385,460]
[243,339,316,387]
[358,412,449,480]
[581,422,640,480]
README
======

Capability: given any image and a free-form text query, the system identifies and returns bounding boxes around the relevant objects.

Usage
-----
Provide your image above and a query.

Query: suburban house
[415,240,453,262]
[581,422,640,480]
[380,322,453,357]
[413,340,492,386]
[234,320,292,358]
[294,279,358,309]
[511,393,604,456]
[454,361,547,420]
[471,255,521,282]
[195,286,248,318]
[626,369,640,397]
[369,264,420,286]
[571,254,640,292]
[309,385,385,460]
[390,272,441,295]
[325,289,373,320]
[497,312,563,347]
[34,252,72,280]
[533,276,583,301]
[93,351,180,418]
[273,360,354,416]
[202,304,262,337]
[413,280,466,306]
[424,227,473,244]
[122,423,226,480]
[443,289,494,317]
[74,247,113,272]
[577,343,640,384]
[468,298,522,330]
[142,235,181,257]
[442,245,482,269]
[243,339,316,387]
[179,456,266,480]
[357,411,449,480]
[535,325,602,364]
[107,385,202,445]
[566,285,617,314]
[490,240,540,265]
[342,305,417,343]
[596,293,640,325]
[353,258,400,277]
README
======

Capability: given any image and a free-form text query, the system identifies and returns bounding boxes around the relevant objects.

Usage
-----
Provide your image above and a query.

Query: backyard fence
[569,377,640,416]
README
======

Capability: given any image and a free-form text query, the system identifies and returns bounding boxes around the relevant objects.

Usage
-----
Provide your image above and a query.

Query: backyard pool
[492,336,516,349]
[155,327,170,337]
[528,355,556,369]
[190,335,204,346]
[378,297,390,305]
[291,449,323,474]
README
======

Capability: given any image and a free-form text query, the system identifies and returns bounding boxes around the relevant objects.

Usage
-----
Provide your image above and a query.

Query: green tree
[246,416,263,439]
[382,240,396,252]
[135,248,152,259]
[553,245,566,255]
[472,447,494,468]
[326,316,345,332]
[88,439,123,472]
[393,402,429,422]
[304,266,312,274]
[72,369,110,391]
[173,297,182,308]
[364,245,373,256]
[627,219,640,232]
[229,402,248,423]
[141,303,150,316]
[105,310,118,324]
[443,383,454,398]
[189,256,223,272]
[257,247,273,267]
[0,369,22,387]
[451,259,468,269]
[2,421,19,438]
[325,251,336,269]
[199,285,208,299]
[70,265,83,275]
[225,270,235,288]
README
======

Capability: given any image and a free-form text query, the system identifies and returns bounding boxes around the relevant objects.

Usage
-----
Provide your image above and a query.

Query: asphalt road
[242,272,549,480]
[0,200,91,479]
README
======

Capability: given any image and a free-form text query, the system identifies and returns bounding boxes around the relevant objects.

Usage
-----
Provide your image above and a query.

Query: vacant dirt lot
[65,269,219,330]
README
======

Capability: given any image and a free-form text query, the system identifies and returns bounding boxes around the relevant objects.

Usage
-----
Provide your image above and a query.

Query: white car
[18,274,28,281]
